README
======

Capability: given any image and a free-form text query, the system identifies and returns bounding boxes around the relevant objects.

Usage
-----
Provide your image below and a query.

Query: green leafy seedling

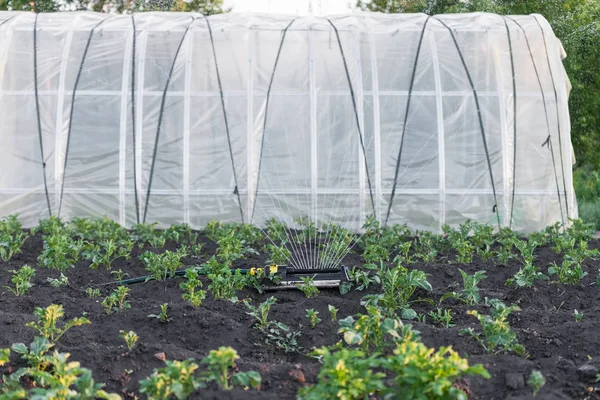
[120,330,139,352]
[85,287,101,298]
[47,272,69,287]
[180,268,207,307]
[548,259,589,285]
[200,256,246,301]
[139,359,203,398]
[361,263,432,319]
[306,309,321,328]
[440,269,486,306]
[11,336,55,372]
[148,303,171,323]
[110,269,129,282]
[231,370,262,390]
[102,286,131,314]
[200,347,238,390]
[83,239,133,270]
[37,232,84,272]
[5,348,121,399]
[297,346,385,399]
[528,370,546,397]
[381,340,490,399]
[244,296,276,332]
[338,307,419,353]
[265,322,303,354]
[460,300,526,357]
[298,275,319,298]
[328,305,338,322]
[428,308,454,328]
[0,348,10,366]
[140,247,187,282]
[5,265,35,296]
[26,304,90,343]
[0,232,28,262]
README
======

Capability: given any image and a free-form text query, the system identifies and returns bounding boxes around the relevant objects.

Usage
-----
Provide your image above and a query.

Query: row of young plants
[4,214,600,337]
[0,304,261,399]
[1,214,599,398]
[1,302,543,400]
[4,215,599,300]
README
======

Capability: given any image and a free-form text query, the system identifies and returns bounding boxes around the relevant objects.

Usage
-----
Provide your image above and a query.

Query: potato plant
[37,232,85,272]
[141,247,187,281]
[5,265,35,296]
[180,268,207,307]
[0,348,120,399]
[102,286,131,314]
[460,299,526,356]
[25,304,90,343]
[0,215,29,262]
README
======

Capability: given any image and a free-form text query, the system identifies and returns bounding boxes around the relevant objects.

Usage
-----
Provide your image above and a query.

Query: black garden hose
[99,267,253,286]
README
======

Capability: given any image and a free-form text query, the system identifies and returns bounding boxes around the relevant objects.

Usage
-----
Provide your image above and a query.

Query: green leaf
[0,348,10,366]
[10,343,27,355]
[232,371,262,389]
[338,316,355,328]
[401,308,417,320]
[343,330,363,346]
[339,281,353,295]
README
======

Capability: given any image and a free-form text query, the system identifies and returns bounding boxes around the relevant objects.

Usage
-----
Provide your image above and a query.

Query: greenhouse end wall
[0,11,577,233]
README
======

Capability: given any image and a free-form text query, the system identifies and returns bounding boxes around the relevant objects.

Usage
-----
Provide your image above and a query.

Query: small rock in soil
[553,338,563,347]
[576,364,599,381]
[556,357,575,370]
[289,369,305,384]
[505,372,525,390]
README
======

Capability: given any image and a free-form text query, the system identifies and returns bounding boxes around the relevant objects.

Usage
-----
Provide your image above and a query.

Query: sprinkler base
[252,264,350,291]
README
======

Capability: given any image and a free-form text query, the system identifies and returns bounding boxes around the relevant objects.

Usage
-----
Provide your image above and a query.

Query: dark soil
[1,233,600,400]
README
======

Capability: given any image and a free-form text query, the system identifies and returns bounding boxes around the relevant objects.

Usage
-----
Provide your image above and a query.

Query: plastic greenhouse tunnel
[0,11,577,234]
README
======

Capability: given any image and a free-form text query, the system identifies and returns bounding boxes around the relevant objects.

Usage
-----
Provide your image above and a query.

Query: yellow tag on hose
[249,267,256,276]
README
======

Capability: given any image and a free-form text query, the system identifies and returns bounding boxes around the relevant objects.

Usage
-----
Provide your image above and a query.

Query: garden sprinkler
[99,263,350,292]
[249,264,351,291]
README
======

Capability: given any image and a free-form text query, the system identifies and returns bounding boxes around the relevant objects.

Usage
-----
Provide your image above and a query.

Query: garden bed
[1,218,599,399]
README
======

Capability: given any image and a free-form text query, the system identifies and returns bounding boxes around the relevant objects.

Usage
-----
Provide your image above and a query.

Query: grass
[574,166,600,231]
[578,199,600,231]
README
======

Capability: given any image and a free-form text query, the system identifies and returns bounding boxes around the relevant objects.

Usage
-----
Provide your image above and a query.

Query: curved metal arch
[58,15,114,217]
[432,16,501,229]
[130,15,140,225]
[0,14,16,28]
[203,15,245,223]
[505,16,565,226]
[141,16,196,224]
[33,13,53,217]
[384,15,431,227]
[501,16,518,228]
[325,17,376,220]
[532,15,570,223]
[250,17,299,221]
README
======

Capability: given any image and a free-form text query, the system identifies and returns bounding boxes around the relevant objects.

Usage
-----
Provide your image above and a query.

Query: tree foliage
[0,0,226,14]
[356,0,600,169]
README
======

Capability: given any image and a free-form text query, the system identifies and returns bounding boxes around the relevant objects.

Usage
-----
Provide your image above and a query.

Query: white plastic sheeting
[0,11,577,233]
